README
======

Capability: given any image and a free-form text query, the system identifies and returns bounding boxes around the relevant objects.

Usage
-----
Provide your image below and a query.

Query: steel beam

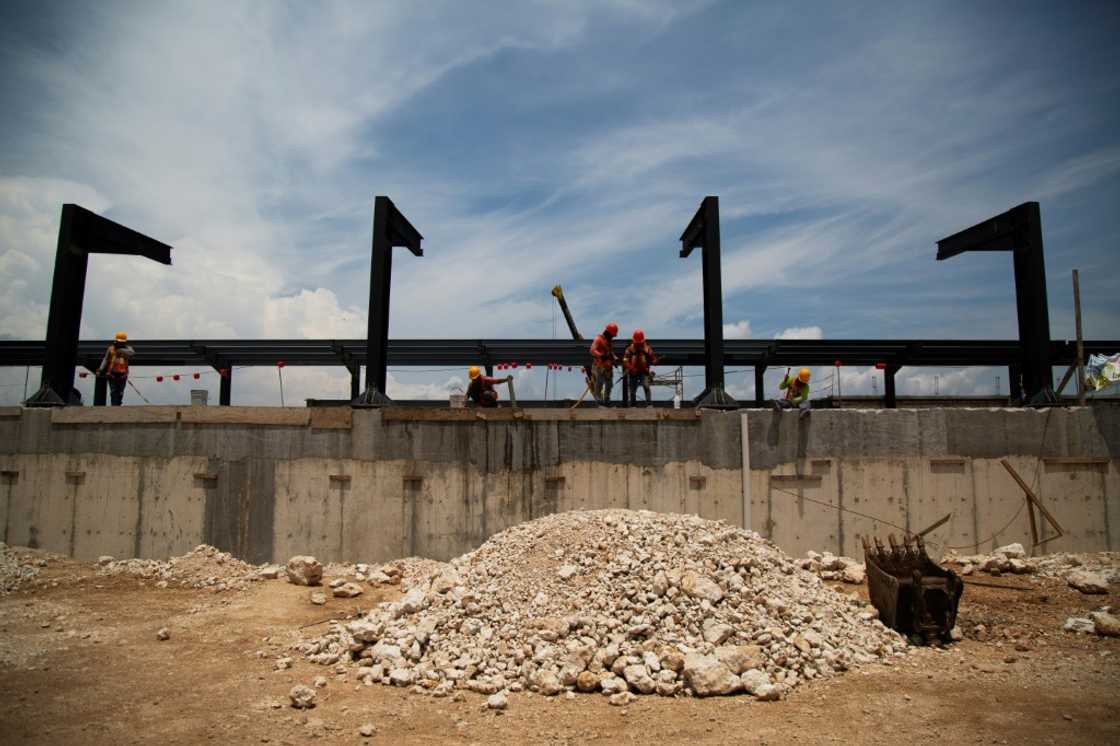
[24,205,171,406]
[680,196,736,408]
[937,202,1052,403]
[357,196,423,406]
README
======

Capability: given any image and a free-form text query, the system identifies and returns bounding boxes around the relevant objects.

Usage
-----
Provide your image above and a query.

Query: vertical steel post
[1073,269,1085,405]
[93,373,107,406]
[1012,203,1052,399]
[219,370,232,406]
[679,196,737,408]
[754,366,766,407]
[884,365,899,408]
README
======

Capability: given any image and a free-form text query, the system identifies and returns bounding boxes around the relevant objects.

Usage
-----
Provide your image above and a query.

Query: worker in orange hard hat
[773,367,811,416]
[96,331,134,406]
[589,322,619,405]
[622,329,657,406]
[465,365,511,408]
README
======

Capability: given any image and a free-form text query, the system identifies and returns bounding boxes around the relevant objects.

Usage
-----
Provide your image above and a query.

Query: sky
[0,0,1118,405]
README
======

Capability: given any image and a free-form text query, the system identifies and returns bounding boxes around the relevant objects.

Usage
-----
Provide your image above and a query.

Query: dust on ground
[0,547,1117,745]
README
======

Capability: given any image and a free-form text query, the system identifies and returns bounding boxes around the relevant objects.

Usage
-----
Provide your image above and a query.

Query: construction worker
[774,367,811,416]
[466,366,511,408]
[589,322,618,404]
[623,329,657,406]
[97,332,134,406]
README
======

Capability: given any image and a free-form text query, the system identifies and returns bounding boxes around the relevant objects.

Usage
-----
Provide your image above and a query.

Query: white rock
[286,556,323,586]
[714,645,765,675]
[623,664,656,694]
[486,691,508,710]
[1090,611,1120,637]
[680,571,724,603]
[609,691,637,707]
[1063,617,1096,634]
[841,564,866,584]
[754,683,782,701]
[359,723,376,737]
[993,543,1026,559]
[389,668,414,687]
[430,568,460,594]
[599,675,628,695]
[313,675,328,688]
[682,653,740,696]
[97,555,114,566]
[532,670,563,696]
[258,565,281,579]
[289,684,316,709]
[332,582,364,598]
[399,587,428,613]
[703,622,733,644]
[1068,570,1108,594]
[557,564,579,580]
[156,627,170,641]
[309,591,327,606]
[739,668,771,695]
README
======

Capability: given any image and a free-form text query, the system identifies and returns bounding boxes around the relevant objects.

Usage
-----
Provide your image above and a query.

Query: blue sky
[0,1,1118,404]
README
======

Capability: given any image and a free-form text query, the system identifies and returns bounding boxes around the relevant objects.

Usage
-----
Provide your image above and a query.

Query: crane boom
[550,285,584,341]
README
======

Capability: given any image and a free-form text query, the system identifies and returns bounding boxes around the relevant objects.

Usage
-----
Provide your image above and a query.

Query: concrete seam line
[740,411,751,532]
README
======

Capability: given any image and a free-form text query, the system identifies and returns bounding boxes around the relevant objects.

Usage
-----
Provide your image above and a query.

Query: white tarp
[1086,353,1120,392]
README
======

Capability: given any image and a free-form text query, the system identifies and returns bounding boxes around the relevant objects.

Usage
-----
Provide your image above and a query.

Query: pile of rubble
[0,543,46,593]
[97,544,260,591]
[301,510,907,705]
[796,551,866,584]
[942,545,1120,593]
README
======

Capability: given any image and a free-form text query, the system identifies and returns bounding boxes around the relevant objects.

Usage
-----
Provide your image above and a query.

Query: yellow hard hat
[798,367,811,383]
[115,331,128,342]
[468,366,481,380]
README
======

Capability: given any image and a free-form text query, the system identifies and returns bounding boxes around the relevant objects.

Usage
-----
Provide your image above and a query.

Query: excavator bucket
[862,534,963,644]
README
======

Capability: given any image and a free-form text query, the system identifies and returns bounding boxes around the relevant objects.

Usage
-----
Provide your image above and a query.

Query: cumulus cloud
[776,326,824,340]
[722,320,753,339]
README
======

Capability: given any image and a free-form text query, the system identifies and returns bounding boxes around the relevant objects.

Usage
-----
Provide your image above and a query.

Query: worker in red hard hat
[589,322,619,405]
[96,331,134,406]
[466,366,511,408]
[623,329,658,406]
[774,367,811,416]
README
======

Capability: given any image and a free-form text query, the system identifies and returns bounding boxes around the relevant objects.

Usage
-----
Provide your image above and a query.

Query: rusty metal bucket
[862,534,963,644]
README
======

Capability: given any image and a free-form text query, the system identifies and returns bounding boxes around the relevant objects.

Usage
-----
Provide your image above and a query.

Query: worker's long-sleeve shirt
[98,344,134,376]
[779,375,809,404]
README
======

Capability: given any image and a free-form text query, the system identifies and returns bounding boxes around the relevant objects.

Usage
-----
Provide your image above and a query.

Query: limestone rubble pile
[97,544,259,591]
[943,547,1120,589]
[301,509,908,702]
[0,543,45,594]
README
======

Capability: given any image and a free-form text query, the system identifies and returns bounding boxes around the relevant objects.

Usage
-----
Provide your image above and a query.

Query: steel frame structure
[2,337,1114,407]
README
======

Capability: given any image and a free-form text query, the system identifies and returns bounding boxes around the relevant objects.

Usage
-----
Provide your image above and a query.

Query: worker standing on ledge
[774,367,811,416]
[589,322,619,405]
[96,331,134,406]
[466,366,511,408]
[623,329,657,406]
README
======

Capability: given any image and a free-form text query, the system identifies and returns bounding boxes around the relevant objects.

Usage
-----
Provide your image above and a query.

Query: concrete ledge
[310,407,352,430]
[51,406,180,425]
[180,407,310,426]
[381,407,702,423]
[0,407,22,419]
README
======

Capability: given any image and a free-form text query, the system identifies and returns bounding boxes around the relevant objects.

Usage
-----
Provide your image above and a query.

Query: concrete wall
[0,404,1116,563]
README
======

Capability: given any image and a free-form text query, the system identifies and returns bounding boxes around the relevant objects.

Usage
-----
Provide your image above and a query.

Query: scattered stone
[1090,611,1120,637]
[993,543,1026,560]
[1063,617,1096,634]
[258,565,281,580]
[313,676,328,688]
[156,627,170,641]
[359,723,375,737]
[841,564,866,584]
[683,654,741,697]
[309,592,327,606]
[286,556,323,586]
[486,691,508,710]
[1068,570,1108,595]
[332,582,363,598]
[557,564,579,580]
[289,685,316,709]
[97,555,114,566]
[609,691,637,707]
[275,657,293,670]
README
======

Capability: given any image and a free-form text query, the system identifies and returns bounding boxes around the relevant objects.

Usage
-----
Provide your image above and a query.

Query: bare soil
[0,553,1117,745]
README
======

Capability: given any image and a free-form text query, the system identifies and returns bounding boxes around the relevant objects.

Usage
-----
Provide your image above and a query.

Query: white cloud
[776,326,823,340]
[722,320,752,339]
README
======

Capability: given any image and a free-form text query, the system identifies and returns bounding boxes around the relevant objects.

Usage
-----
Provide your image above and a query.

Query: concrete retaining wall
[0,404,1116,563]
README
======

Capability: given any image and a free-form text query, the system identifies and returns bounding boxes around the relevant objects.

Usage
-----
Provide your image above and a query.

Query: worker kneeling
[774,367,811,416]
[466,366,510,408]
[623,329,657,406]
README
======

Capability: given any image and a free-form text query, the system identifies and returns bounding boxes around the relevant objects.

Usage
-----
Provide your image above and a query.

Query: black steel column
[1008,364,1022,402]
[348,364,361,400]
[679,196,737,408]
[937,202,1052,403]
[754,365,766,407]
[884,365,899,408]
[356,196,423,406]
[93,374,107,406]
[25,204,171,406]
[220,371,232,406]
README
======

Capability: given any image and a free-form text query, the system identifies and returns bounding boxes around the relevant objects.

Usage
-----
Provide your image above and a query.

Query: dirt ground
[1,553,1117,746]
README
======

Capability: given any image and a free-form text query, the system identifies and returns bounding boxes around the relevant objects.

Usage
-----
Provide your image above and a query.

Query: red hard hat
[605,322,618,337]
[632,329,645,343]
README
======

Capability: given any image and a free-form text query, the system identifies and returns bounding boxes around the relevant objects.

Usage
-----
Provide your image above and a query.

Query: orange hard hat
[632,329,645,343]
[115,331,128,342]
[605,322,618,337]
[798,368,811,383]
[468,366,481,380]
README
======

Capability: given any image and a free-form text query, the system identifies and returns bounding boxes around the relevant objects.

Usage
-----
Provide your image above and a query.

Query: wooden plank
[310,407,352,430]
[51,406,180,425]
[179,406,309,426]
